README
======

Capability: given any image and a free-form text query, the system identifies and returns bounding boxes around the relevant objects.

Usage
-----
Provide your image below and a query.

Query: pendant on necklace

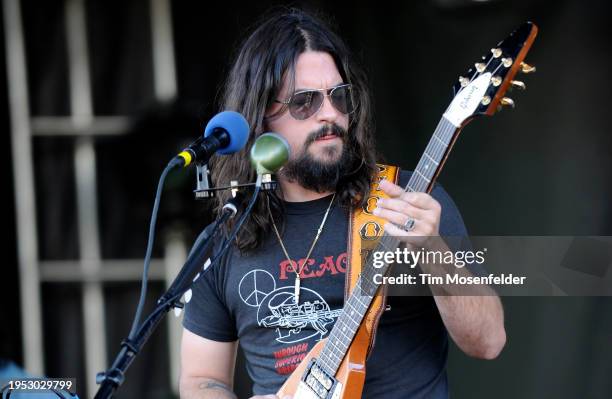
[294,275,301,303]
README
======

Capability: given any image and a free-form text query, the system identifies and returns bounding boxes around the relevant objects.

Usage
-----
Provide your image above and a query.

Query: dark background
[2,0,611,398]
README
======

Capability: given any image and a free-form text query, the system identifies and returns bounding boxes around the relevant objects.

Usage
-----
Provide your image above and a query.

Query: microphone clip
[194,164,277,200]
[194,162,215,199]
[260,173,277,191]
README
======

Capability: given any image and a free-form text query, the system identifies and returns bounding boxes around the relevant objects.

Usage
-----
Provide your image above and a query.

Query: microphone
[177,111,249,167]
[249,132,291,174]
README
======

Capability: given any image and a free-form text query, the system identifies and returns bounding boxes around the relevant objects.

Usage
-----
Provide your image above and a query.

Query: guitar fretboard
[315,116,459,377]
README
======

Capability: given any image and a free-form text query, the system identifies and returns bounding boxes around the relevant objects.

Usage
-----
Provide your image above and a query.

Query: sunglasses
[274,83,356,120]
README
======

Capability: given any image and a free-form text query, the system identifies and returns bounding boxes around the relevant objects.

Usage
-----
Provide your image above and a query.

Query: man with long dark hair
[180,8,505,399]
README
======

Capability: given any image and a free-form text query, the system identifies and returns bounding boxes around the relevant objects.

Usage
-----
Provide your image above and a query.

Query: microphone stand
[95,129,286,398]
[94,208,233,399]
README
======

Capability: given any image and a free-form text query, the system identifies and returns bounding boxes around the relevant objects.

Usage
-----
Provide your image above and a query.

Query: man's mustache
[305,123,347,146]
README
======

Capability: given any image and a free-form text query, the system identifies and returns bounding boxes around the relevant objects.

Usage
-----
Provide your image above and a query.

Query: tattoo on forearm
[198,380,237,399]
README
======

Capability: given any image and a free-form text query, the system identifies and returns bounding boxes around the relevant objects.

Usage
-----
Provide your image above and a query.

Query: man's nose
[315,94,339,123]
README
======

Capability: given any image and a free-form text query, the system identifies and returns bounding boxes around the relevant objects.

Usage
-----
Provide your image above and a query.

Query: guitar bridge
[295,359,342,399]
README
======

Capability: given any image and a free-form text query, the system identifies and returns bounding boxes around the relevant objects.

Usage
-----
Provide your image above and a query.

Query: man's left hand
[372,179,442,249]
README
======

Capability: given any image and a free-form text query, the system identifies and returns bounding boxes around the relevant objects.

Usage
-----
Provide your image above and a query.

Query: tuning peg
[491,48,502,58]
[510,80,526,90]
[500,97,515,108]
[520,62,536,73]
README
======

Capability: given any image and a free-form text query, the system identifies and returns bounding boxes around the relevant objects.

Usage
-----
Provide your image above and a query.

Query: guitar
[276,21,538,399]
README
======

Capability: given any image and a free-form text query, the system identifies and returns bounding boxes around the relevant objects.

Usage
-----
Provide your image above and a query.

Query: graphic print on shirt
[238,253,346,345]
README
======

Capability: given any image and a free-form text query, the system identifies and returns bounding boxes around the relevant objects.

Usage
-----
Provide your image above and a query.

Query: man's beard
[281,123,356,193]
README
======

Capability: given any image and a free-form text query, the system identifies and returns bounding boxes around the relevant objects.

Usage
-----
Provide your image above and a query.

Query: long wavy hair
[210,8,379,253]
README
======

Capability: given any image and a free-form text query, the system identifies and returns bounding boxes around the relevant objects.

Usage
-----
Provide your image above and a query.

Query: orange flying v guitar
[276,22,538,399]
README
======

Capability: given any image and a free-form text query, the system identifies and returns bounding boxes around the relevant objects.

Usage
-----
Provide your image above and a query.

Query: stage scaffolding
[4,0,186,396]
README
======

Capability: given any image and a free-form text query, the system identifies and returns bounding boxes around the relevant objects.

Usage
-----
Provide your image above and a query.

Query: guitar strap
[345,163,400,358]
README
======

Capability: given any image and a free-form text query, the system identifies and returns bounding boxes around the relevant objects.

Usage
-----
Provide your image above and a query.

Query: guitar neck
[315,116,461,376]
[406,116,460,194]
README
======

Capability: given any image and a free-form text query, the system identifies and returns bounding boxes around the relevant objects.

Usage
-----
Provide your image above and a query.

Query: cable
[167,209,230,297]
[128,165,260,339]
[127,157,181,339]
[207,179,261,271]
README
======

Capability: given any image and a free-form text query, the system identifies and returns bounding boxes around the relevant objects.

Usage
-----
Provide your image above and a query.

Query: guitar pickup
[299,359,340,398]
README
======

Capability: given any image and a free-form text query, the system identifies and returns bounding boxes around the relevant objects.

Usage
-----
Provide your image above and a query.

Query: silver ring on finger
[402,217,416,232]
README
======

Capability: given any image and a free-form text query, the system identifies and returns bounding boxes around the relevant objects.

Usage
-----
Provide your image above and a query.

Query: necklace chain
[267,193,336,303]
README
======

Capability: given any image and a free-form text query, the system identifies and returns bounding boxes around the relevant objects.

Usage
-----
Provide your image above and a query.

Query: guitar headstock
[443,22,538,127]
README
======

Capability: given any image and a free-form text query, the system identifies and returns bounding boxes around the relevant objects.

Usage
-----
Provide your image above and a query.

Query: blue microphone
[177,111,249,167]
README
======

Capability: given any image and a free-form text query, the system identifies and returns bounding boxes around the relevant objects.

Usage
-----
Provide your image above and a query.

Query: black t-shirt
[183,171,469,398]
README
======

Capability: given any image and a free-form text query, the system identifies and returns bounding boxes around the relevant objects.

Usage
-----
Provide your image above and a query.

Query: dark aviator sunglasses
[274,84,355,120]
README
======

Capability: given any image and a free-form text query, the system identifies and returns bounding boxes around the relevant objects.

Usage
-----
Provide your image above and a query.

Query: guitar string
[409,117,454,192]
[411,117,452,191]
[469,52,496,82]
